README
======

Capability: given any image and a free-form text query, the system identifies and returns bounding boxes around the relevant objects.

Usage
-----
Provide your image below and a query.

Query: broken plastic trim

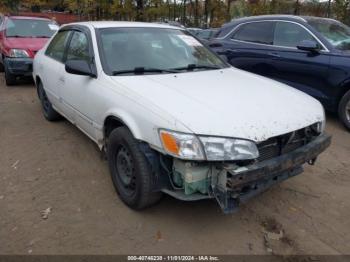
[139,134,331,214]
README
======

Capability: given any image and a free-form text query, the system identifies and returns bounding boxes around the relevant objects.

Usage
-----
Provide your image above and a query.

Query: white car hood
[110,68,324,142]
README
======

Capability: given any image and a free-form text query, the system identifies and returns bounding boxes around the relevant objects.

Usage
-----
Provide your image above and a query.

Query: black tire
[37,81,61,121]
[4,63,16,86]
[107,127,162,209]
[339,90,350,131]
[0,55,4,72]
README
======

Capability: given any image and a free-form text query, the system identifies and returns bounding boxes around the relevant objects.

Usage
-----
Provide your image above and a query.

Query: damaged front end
[141,127,331,214]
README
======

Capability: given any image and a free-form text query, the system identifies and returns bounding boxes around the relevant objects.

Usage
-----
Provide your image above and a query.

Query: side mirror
[297,40,320,52]
[65,59,96,77]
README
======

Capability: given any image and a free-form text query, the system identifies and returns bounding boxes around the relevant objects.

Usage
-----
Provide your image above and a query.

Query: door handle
[268,52,281,58]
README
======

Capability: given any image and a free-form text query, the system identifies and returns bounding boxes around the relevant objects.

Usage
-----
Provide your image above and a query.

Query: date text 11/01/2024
[127,255,220,261]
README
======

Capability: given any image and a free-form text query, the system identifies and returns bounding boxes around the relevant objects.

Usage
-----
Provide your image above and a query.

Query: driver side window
[274,21,320,49]
[66,31,91,63]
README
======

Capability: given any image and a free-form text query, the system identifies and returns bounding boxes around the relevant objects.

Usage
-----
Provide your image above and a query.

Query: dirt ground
[0,74,349,256]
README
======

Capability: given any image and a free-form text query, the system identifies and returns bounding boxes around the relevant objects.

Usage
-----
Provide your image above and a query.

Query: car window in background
[197,30,212,39]
[274,21,317,48]
[45,30,71,62]
[98,28,227,75]
[5,18,58,38]
[308,18,350,51]
[231,21,275,45]
[197,29,218,40]
[215,25,234,38]
[66,31,90,62]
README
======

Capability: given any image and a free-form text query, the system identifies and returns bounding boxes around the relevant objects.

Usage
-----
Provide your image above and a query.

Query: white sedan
[33,21,331,213]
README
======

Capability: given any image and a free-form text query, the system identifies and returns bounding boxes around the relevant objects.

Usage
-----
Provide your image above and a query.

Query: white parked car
[33,22,331,213]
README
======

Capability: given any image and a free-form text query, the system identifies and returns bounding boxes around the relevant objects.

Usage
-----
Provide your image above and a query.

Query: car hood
[110,68,324,142]
[4,37,49,52]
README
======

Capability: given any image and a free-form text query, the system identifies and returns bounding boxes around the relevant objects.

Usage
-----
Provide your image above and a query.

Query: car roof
[5,15,52,21]
[227,15,307,25]
[302,15,340,23]
[225,14,342,27]
[64,21,181,30]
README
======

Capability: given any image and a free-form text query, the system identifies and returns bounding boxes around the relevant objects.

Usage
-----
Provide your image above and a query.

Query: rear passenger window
[274,21,317,48]
[45,30,71,62]
[231,21,275,45]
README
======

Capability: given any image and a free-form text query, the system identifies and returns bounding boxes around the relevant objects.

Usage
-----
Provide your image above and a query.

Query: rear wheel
[339,90,350,131]
[4,63,16,86]
[107,127,162,209]
[38,82,61,121]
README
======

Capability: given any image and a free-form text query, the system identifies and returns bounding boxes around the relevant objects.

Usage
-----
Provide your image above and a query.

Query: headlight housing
[9,49,30,58]
[159,130,205,160]
[159,129,259,161]
[199,136,259,161]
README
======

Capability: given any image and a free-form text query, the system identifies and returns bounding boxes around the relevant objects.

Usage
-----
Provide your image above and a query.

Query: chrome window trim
[218,19,329,52]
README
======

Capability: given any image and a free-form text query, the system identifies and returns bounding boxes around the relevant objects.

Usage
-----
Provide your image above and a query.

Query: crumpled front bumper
[212,133,331,213]
[4,57,33,76]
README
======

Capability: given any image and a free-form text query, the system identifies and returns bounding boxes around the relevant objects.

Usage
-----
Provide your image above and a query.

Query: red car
[0,15,58,85]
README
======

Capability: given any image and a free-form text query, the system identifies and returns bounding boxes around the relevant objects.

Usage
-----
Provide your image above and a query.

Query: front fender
[103,108,145,142]
[100,107,190,153]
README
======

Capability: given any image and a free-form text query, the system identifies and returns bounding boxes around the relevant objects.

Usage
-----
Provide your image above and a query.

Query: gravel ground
[0,75,349,255]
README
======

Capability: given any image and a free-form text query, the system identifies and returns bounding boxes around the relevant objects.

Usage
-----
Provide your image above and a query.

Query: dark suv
[209,15,350,130]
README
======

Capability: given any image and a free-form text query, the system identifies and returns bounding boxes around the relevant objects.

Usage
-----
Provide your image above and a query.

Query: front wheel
[107,127,162,209]
[4,63,16,86]
[339,90,350,131]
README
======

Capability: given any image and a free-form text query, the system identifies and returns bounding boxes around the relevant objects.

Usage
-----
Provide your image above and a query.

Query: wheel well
[338,82,350,103]
[104,116,126,140]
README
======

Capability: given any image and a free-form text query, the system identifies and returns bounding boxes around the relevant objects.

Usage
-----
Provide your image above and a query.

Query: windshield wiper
[33,35,51,38]
[171,64,221,71]
[6,35,51,38]
[112,67,178,75]
[6,35,24,38]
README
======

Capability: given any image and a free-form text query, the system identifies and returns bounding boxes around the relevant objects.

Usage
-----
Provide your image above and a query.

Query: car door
[59,28,98,140]
[270,21,331,105]
[221,21,277,78]
[40,30,72,107]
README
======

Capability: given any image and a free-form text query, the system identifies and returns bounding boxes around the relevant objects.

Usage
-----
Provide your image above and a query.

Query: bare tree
[204,0,209,27]
[294,0,300,15]
[136,0,144,21]
[194,0,199,26]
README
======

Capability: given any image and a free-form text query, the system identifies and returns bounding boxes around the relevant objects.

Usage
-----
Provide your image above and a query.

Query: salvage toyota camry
[33,22,331,213]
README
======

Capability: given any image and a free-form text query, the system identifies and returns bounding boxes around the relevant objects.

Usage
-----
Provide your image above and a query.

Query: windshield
[308,18,350,51]
[97,27,227,75]
[6,19,58,38]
